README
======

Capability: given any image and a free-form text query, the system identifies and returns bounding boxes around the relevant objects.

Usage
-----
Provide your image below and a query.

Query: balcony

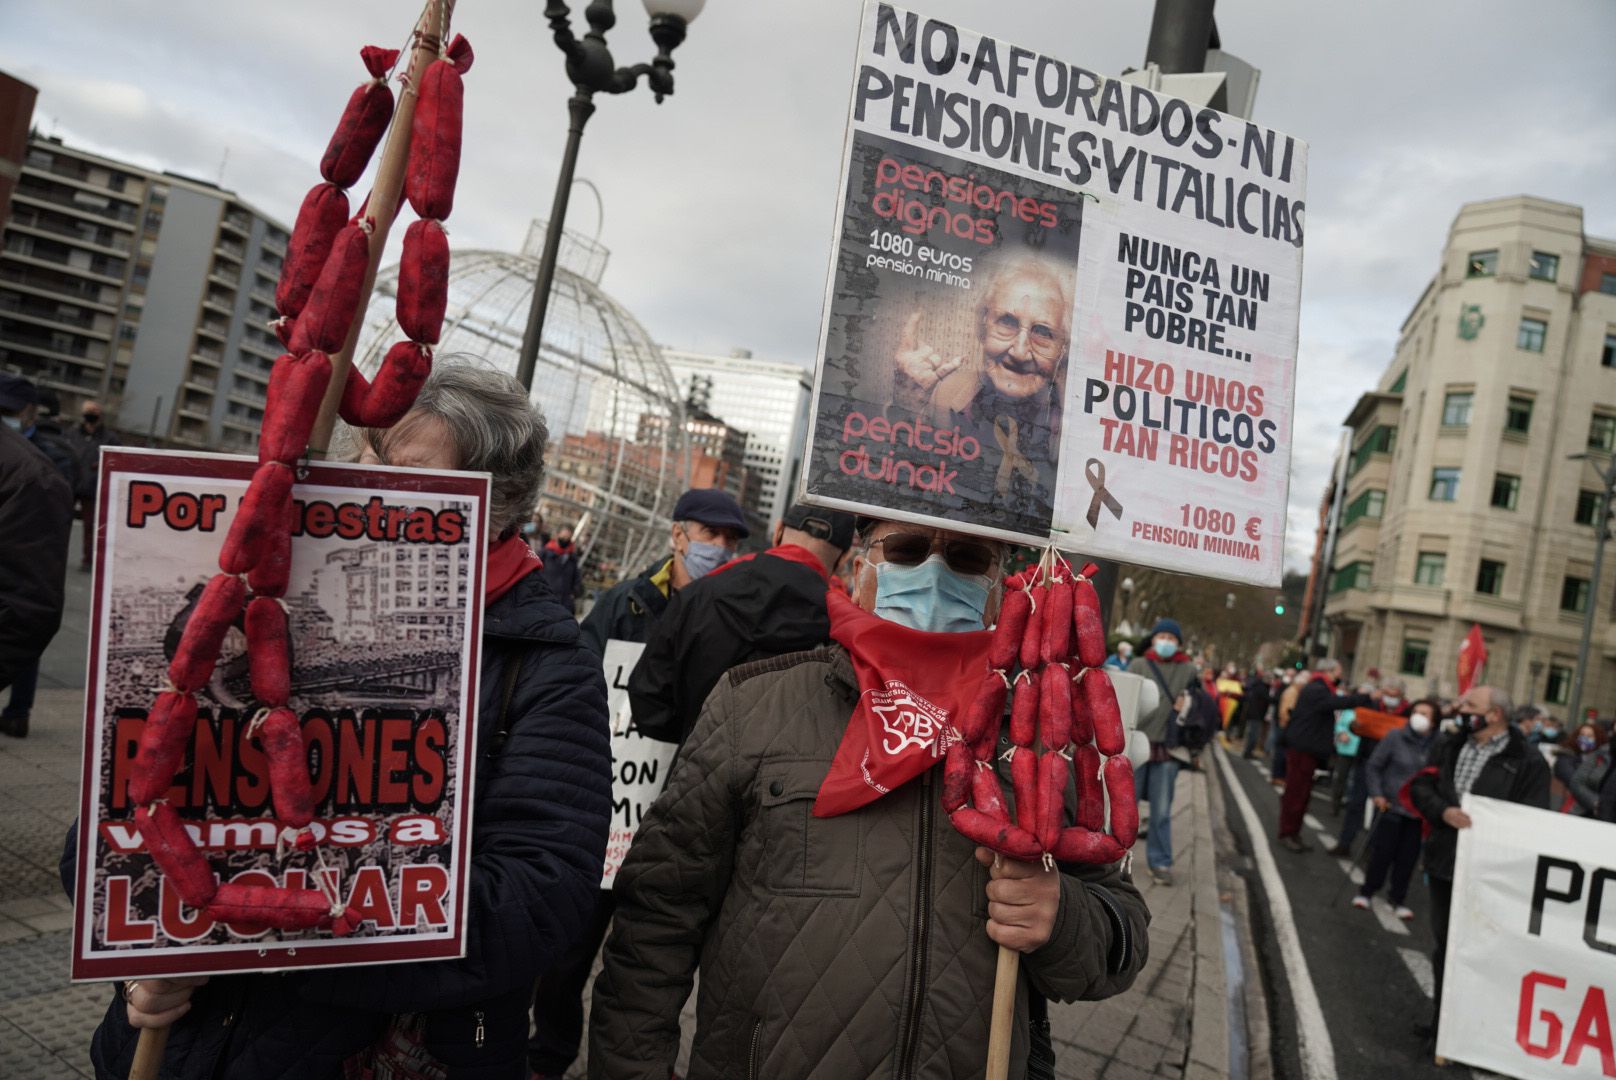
[196,319,230,341]
[0,239,126,285]
[0,264,115,307]
[7,210,132,255]
[191,348,224,367]
[220,212,252,237]
[11,183,138,227]
[184,371,218,391]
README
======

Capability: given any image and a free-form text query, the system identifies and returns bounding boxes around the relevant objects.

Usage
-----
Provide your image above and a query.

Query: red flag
[1456,623,1487,695]
[813,590,991,817]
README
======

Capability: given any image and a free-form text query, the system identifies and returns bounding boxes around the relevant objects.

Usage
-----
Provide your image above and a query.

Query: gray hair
[1317,658,1342,676]
[353,359,549,538]
[1482,685,1514,719]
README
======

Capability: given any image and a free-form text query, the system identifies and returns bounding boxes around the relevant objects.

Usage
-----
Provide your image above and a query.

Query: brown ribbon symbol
[993,416,1038,498]
[1085,458,1122,529]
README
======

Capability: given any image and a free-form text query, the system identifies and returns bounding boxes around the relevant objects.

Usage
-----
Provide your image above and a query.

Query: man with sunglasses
[589,517,1148,1080]
[892,258,1070,535]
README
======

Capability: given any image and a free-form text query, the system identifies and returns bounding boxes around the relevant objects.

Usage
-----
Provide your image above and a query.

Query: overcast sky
[6,0,1613,571]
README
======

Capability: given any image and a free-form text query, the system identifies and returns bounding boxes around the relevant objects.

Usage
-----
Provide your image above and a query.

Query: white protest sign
[600,639,677,889]
[801,2,1306,585]
[1438,796,1616,1078]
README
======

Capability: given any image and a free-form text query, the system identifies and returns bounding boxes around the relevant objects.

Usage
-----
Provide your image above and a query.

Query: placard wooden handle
[130,1025,170,1080]
[985,944,1019,1080]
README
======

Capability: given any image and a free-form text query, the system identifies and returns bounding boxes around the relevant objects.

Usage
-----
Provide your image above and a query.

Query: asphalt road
[1210,742,1513,1080]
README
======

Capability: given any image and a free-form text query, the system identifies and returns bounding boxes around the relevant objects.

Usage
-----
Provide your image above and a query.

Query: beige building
[1318,196,1616,717]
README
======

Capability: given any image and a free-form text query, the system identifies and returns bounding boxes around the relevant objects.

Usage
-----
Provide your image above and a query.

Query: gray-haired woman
[91,362,613,1079]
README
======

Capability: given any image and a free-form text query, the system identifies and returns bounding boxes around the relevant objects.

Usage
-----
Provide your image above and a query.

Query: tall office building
[0,133,289,449]
[662,348,813,528]
[1312,196,1616,713]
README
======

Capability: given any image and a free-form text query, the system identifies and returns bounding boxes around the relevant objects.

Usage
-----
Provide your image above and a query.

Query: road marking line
[1371,897,1410,936]
[1304,813,1325,832]
[1333,858,1365,885]
[1398,946,1434,998]
[1214,746,1338,1080]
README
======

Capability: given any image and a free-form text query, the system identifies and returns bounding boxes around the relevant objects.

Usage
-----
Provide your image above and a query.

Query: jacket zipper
[473,1008,485,1049]
[747,1018,762,1080]
[895,769,934,1079]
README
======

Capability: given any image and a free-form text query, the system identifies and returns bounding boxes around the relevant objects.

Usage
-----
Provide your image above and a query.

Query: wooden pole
[306,0,452,458]
[129,1023,169,1080]
[985,944,1019,1080]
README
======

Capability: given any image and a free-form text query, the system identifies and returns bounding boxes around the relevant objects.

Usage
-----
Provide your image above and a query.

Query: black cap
[672,488,750,538]
[0,372,38,413]
[782,503,856,551]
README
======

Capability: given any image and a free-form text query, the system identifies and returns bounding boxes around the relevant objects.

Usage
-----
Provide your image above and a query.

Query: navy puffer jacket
[69,571,612,1079]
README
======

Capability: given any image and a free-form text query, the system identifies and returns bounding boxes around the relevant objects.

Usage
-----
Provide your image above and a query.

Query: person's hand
[1373,796,1391,813]
[975,847,1060,953]
[893,312,962,394]
[1442,807,1472,830]
[126,976,208,1028]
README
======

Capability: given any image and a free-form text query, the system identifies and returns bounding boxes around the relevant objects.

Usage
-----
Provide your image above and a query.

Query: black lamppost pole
[514,0,705,390]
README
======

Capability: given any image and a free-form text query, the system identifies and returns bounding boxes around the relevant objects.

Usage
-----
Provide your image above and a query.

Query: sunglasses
[869,531,998,577]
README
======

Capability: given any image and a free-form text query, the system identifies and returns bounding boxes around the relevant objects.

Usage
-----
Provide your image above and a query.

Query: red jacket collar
[706,543,832,583]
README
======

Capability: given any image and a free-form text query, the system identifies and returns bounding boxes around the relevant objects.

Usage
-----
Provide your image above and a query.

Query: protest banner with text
[71,449,488,980]
[599,640,676,888]
[801,1,1306,584]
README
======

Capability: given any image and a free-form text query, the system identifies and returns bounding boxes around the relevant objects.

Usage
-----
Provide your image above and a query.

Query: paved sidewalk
[0,688,1237,1080]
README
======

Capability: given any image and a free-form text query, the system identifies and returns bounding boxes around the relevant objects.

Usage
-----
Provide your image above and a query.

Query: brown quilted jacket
[588,646,1151,1080]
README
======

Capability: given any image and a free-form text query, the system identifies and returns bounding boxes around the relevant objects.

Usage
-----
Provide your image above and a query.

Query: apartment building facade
[0,133,288,451]
[1319,196,1616,716]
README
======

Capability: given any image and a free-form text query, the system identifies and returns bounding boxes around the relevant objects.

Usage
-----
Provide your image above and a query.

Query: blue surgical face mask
[682,539,732,582]
[1577,734,1597,753]
[1153,638,1178,659]
[872,554,989,633]
[1541,726,1560,741]
[0,416,19,431]
[522,522,538,536]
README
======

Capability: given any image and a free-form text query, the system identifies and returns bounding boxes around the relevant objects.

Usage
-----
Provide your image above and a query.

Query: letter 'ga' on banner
[1438,796,1616,1079]
[600,640,676,889]
[797,1,1307,586]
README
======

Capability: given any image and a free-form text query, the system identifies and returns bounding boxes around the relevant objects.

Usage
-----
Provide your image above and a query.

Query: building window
[1390,368,1408,394]
[1561,576,1590,614]
[1490,473,1520,510]
[1476,559,1505,596]
[1602,273,1616,296]
[1576,489,1602,526]
[1350,425,1397,474]
[1591,414,1616,452]
[1517,317,1547,353]
[1429,468,1460,502]
[1528,251,1559,282]
[1467,250,1498,278]
[1400,638,1430,676]
[1414,552,1447,586]
[1603,333,1616,369]
[1505,396,1533,434]
[1441,391,1473,427]
[1343,489,1385,526]
[1329,562,1372,594]
[1545,663,1573,706]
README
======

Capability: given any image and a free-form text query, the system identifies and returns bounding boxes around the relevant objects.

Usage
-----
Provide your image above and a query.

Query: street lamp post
[514,0,706,390]
[1567,452,1616,724]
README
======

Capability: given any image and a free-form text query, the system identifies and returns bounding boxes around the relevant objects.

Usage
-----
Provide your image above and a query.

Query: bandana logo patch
[868,681,955,759]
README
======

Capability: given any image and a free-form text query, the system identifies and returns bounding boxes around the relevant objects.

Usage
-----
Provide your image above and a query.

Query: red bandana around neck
[813,590,992,818]
[486,534,543,606]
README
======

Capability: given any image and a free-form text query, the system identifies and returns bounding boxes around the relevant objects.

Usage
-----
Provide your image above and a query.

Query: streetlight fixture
[514,0,707,389]
[1566,451,1616,723]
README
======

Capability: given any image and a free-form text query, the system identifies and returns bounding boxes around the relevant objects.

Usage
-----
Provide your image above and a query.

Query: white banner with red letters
[1438,796,1616,1078]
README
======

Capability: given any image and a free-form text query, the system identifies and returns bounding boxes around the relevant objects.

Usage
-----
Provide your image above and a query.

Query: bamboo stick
[985,944,1019,1080]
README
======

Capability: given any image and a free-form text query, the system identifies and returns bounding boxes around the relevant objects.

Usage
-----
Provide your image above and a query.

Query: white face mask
[1,415,20,431]
[1409,713,1432,735]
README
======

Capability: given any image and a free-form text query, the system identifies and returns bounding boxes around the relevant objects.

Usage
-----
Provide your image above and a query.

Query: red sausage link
[169,574,245,692]
[129,692,198,806]
[1069,668,1095,746]
[136,804,216,908]
[990,588,1030,671]
[1038,663,1073,751]
[1104,755,1139,848]
[1019,583,1046,671]
[258,707,315,829]
[1009,671,1038,748]
[320,72,395,190]
[245,598,291,707]
[1072,576,1106,669]
[258,351,332,466]
[276,183,348,319]
[1036,751,1067,851]
[941,740,973,813]
[959,669,1009,746]
[1052,826,1126,865]
[971,763,1008,822]
[1011,747,1038,835]
[290,222,370,355]
[397,219,449,345]
[247,491,296,599]
[1083,670,1127,756]
[405,59,464,221]
[1074,744,1105,830]
[204,882,333,931]
[948,807,1043,861]
[1040,578,1073,664]
[338,341,433,429]
[219,462,294,575]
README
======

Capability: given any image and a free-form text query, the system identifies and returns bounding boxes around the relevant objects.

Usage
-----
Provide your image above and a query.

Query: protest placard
[599,640,677,888]
[1438,796,1615,1078]
[71,449,488,980]
[801,2,1307,585]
